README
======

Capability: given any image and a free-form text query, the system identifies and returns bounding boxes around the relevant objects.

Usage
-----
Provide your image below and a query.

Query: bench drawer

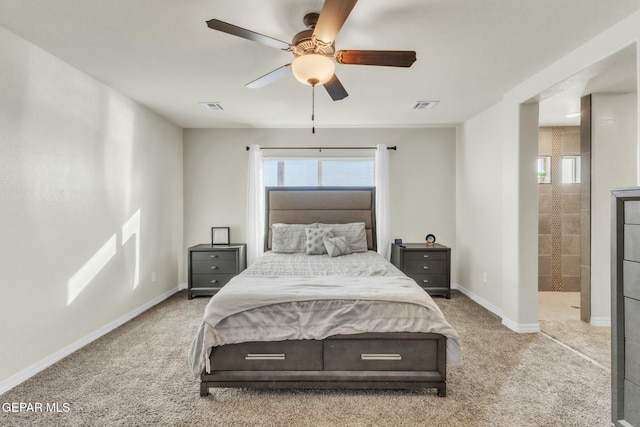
[324,339,438,371]
[210,340,323,371]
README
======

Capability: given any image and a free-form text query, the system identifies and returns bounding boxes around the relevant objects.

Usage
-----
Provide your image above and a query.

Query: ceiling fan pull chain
[311,83,315,134]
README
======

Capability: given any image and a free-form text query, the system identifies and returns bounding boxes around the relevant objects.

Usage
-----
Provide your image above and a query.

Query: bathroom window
[562,156,581,184]
[537,157,551,184]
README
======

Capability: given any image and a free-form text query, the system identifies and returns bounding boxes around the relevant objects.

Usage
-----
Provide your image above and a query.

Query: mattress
[189,251,462,377]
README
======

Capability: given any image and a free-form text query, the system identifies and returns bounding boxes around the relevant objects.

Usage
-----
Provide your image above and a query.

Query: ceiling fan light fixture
[292,54,335,86]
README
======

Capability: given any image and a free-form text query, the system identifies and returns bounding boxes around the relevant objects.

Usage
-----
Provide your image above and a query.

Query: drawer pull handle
[423,255,429,258]
[245,353,286,360]
[423,266,429,270]
[210,266,218,270]
[210,279,218,284]
[210,255,218,258]
[422,279,429,283]
[361,354,402,361]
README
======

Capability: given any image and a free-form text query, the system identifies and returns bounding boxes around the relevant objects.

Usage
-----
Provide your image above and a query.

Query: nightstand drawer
[210,340,323,371]
[404,251,447,261]
[191,274,235,288]
[192,251,237,261]
[406,273,447,288]
[403,260,447,274]
[192,259,237,274]
[324,339,438,371]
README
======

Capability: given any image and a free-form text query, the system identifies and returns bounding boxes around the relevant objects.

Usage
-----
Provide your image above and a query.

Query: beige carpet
[539,319,611,369]
[0,291,610,426]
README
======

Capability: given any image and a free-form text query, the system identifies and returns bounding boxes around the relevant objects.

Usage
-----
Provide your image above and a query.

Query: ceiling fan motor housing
[291,13,334,58]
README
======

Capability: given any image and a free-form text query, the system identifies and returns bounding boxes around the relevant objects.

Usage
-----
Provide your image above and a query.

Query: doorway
[537,125,583,321]
[535,44,637,326]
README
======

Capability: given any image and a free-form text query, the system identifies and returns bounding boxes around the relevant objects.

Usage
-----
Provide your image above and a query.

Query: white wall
[0,27,183,387]
[456,104,504,310]
[591,93,638,322]
[456,10,640,329]
[182,127,457,281]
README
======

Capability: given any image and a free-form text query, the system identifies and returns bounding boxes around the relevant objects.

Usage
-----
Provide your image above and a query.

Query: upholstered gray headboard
[264,186,377,252]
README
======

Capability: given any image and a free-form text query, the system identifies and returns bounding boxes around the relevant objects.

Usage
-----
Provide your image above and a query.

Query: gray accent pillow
[272,223,318,253]
[319,222,368,252]
[305,227,334,255]
[323,236,353,258]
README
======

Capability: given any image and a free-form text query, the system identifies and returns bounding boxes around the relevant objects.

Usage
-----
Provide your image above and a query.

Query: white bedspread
[189,252,462,377]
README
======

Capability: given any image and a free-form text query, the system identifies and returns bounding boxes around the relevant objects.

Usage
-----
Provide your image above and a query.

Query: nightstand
[188,244,247,299]
[390,243,451,298]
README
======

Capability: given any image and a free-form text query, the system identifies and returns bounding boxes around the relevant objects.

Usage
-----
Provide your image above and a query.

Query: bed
[189,187,461,397]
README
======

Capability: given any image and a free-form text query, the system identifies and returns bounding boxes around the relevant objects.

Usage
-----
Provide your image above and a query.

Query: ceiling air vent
[412,101,439,110]
[199,102,224,111]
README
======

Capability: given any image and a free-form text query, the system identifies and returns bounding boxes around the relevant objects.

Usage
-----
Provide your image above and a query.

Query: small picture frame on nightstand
[211,227,230,245]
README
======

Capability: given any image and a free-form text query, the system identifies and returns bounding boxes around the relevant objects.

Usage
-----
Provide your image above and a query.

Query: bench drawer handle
[422,279,429,284]
[210,279,218,284]
[423,266,429,270]
[210,255,218,258]
[210,266,218,270]
[361,354,402,361]
[245,353,286,360]
[423,255,429,258]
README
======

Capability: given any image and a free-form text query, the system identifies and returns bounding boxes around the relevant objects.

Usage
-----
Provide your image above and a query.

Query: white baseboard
[589,317,611,327]
[178,281,188,290]
[451,283,540,333]
[0,286,182,395]
[501,317,541,333]
[451,283,504,318]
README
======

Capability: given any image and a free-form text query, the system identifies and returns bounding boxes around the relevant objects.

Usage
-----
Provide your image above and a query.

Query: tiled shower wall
[538,126,581,291]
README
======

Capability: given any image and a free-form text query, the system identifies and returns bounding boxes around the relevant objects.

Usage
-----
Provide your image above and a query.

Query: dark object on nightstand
[188,244,247,299]
[391,243,451,298]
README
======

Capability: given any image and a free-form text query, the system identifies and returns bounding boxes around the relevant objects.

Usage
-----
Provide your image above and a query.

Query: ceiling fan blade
[335,50,417,67]
[313,0,358,44]
[246,64,292,89]
[323,74,348,101]
[206,19,290,50]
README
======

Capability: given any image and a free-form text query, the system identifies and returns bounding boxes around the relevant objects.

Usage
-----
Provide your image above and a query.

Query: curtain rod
[245,146,397,151]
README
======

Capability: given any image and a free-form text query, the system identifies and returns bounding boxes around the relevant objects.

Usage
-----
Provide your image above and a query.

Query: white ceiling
[1,0,639,128]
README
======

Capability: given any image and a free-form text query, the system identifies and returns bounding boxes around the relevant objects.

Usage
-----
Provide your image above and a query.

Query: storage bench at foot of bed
[199,332,447,397]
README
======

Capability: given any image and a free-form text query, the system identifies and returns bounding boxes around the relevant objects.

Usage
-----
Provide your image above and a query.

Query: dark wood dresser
[391,243,451,298]
[611,188,640,426]
[188,244,247,299]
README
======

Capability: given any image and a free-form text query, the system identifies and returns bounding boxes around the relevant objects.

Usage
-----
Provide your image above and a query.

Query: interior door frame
[579,94,592,322]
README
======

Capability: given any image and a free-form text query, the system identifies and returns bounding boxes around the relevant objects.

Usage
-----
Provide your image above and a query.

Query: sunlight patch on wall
[67,234,116,305]
[122,208,141,289]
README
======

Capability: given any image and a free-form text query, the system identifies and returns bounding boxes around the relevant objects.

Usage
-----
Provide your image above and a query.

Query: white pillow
[323,236,353,257]
[271,223,318,253]
[319,222,368,252]
[305,228,334,255]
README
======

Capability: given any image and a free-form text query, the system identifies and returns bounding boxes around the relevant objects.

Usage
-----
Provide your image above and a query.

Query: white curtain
[375,144,391,259]
[246,144,264,265]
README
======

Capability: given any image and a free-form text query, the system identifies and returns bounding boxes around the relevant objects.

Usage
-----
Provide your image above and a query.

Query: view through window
[264,159,374,186]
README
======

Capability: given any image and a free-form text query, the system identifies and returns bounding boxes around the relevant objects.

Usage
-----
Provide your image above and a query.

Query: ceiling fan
[206,0,417,101]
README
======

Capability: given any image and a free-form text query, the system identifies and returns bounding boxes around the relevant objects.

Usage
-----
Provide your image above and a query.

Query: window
[264,158,374,187]
[562,156,581,184]
[537,157,551,184]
